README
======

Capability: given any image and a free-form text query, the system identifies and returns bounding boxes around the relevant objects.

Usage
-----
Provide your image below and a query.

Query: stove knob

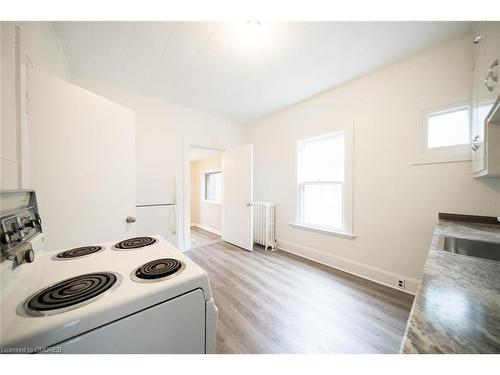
[24,249,35,263]
[25,219,37,228]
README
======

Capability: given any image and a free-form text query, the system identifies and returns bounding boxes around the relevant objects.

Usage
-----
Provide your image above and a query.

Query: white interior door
[222,144,253,251]
[27,68,136,251]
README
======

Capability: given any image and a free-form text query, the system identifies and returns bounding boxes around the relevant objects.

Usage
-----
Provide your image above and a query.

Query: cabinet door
[471,22,488,173]
[485,22,500,99]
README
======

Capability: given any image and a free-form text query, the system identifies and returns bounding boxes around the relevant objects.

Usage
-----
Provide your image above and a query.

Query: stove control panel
[0,190,42,264]
[1,210,41,245]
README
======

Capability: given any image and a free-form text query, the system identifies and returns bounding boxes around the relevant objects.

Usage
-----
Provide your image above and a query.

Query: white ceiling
[54,21,472,125]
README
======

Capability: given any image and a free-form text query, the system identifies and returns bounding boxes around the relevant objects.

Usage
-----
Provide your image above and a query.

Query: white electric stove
[0,190,218,354]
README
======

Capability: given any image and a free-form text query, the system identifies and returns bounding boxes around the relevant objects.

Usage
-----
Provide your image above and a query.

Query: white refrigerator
[135,173,177,246]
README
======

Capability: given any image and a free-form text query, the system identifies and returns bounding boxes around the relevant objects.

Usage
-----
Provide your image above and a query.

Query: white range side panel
[55,289,206,354]
[221,144,254,251]
[205,297,218,354]
[26,68,136,251]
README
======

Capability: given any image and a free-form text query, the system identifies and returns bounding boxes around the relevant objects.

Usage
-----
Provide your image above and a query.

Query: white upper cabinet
[486,23,500,99]
[471,22,500,176]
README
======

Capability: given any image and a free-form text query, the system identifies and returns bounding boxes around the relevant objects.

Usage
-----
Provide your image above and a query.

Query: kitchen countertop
[401,220,500,353]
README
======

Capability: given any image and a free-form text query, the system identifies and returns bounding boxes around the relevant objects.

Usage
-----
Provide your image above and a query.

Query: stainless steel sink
[439,236,500,262]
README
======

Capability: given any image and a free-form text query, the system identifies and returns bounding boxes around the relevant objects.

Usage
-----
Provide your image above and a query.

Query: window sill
[289,223,356,239]
[412,154,472,166]
[201,200,221,205]
[412,148,472,166]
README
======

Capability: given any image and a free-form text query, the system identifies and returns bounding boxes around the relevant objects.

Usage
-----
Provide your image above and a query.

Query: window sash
[426,105,471,149]
[204,172,221,202]
[298,181,343,230]
[422,104,472,154]
[297,131,345,183]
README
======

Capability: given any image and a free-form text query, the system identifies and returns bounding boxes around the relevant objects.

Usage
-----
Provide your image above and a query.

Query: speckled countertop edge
[400,220,500,354]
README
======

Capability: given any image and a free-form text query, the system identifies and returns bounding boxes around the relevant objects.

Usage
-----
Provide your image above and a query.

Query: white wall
[245,35,500,294]
[0,23,3,189]
[190,154,222,233]
[1,22,19,190]
[1,21,70,190]
[71,76,244,248]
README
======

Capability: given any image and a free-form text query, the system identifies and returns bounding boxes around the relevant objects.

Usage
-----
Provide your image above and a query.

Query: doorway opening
[188,146,224,250]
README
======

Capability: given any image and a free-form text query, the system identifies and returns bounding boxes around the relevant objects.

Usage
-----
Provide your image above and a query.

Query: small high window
[416,103,472,164]
[427,106,470,149]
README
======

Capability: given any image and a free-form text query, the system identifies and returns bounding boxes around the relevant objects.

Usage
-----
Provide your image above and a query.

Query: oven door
[53,289,206,354]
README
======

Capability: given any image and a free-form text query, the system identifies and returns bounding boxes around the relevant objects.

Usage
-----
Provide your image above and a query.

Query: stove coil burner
[25,272,119,316]
[55,246,104,260]
[132,258,185,282]
[113,236,157,250]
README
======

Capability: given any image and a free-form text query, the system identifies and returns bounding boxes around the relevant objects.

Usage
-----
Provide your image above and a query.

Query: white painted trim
[277,238,419,295]
[411,153,472,165]
[201,200,222,205]
[289,222,356,239]
[191,223,222,236]
[0,156,19,163]
[295,122,355,235]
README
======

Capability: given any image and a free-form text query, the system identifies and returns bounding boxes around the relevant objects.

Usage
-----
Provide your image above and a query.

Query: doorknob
[126,216,136,223]
[246,202,253,207]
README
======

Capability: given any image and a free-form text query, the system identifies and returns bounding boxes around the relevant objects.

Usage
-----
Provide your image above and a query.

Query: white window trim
[290,124,355,239]
[413,102,472,165]
[201,169,222,204]
[297,180,343,230]
[289,222,356,239]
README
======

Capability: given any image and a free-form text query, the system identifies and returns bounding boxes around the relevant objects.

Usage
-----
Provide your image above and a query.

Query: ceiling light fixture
[246,20,261,28]
[233,20,266,53]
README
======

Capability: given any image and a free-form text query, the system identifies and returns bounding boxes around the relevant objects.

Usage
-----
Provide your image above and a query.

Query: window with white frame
[202,171,222,203]
[296,132,345,231]
[418,103,472,163]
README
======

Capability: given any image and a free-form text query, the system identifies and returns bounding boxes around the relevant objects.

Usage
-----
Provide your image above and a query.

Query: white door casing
[26,68,136,251]
[222,144,253,251]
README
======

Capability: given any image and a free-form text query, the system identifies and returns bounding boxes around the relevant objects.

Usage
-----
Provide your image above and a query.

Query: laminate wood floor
[190,227,222,250]
[185,241,414,354]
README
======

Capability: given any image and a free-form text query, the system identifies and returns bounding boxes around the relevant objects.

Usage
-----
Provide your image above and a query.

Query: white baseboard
[190,223,222,236]
[277,239,419,295]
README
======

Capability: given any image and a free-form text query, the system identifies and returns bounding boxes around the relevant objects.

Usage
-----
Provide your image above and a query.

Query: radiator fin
[253,201,277,251]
